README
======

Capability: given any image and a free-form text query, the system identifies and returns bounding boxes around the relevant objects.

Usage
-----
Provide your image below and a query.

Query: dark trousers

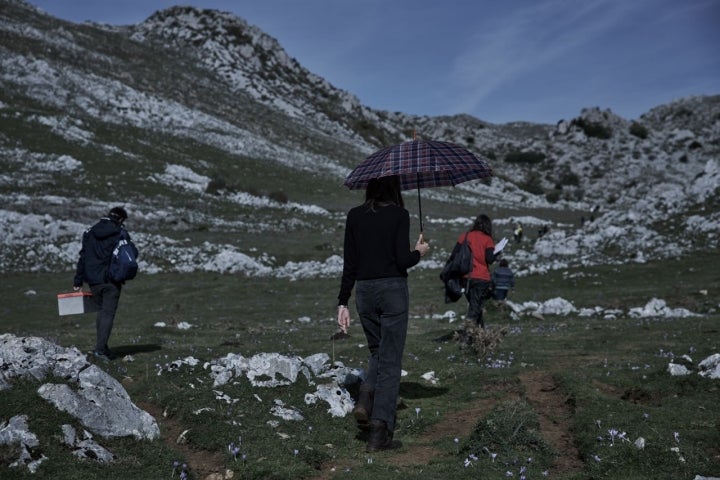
[90,283,121,354]
[493,287,509,300]
[465,279,492,327]
[355,277,409,433]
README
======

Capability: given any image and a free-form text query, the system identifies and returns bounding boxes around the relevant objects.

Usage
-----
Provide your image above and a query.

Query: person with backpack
[439,230,473,303]
[73,206,138,360]
[455,214,500,328]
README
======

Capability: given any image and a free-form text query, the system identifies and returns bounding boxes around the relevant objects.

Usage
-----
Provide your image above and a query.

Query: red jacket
[457,230,495,281]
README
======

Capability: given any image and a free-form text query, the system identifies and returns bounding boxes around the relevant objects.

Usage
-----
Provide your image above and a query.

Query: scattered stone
[203,470,235,480]
[0,414,47,473]
[270,399,304,421]
[668,363,691,376]
[699,354,720,379]
[421,371,438,385]
[38,364,160,440]
[629,298,699,318]
[666,353,720,379]
[304,382,353,417]
[61,424,114,462]
[176,428,191,444]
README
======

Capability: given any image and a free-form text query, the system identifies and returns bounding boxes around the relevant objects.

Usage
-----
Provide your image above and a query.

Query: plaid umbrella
[344,139,493,232]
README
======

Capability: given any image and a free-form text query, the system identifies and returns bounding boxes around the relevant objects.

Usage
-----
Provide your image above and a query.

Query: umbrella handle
[417,174,424,234]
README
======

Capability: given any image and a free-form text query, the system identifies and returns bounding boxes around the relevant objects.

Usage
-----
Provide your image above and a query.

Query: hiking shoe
[353,387,374,430]
[92,350,116,361]
[366,420,402,452]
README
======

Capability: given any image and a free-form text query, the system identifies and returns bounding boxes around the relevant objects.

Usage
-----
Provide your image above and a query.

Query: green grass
[1,253,719,479]
[2,5,719,478]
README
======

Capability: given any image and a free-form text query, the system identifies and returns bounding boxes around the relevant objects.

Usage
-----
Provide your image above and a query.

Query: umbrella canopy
[344,139,493,233]
[344,139,492,191]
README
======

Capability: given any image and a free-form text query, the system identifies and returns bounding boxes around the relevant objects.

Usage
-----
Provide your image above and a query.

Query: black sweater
[338,203,421,306]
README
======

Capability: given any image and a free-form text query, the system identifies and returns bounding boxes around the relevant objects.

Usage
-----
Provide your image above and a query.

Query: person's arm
[337,305,350,333]
[485,247,498,266]
[395,209,422,269]
[73,233,86,289]
[338,214,356,308]
[337,215,356,332]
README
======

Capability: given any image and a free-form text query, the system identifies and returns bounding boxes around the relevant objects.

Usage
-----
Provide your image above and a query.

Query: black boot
[366,420,401,452]
[353,386,374,430]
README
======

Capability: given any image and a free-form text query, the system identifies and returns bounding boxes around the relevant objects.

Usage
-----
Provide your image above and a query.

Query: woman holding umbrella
[337,175,429,452]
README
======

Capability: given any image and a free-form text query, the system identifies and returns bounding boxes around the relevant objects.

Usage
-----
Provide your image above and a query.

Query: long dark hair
[365,175,404,210]
[471,213,492,236]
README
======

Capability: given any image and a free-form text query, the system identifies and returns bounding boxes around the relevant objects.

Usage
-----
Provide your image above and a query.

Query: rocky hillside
[0,0,718,277]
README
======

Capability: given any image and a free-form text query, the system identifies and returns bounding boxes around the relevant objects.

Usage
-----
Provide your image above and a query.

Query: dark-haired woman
[337,175,429,452]
[458,213,498,328]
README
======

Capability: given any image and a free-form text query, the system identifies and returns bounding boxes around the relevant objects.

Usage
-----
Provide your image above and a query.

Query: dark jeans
[355,277,409,433]
[493,288,509,300]
[90,283,121,354]
[465,279,492,327]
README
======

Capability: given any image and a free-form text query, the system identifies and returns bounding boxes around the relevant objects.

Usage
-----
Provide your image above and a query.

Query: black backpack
[108,229,139,283]
[439,232,472,303]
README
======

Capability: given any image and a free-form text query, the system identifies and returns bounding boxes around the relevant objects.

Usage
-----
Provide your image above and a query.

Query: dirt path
[314,370,585,479]
[137,369,584,479]
[312,394,505,479]
[139,402,229,480]
[518,371,585,473]
[385,395,503,468]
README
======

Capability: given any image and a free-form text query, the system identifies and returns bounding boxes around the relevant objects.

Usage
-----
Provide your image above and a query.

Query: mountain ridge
[0,0,718,277]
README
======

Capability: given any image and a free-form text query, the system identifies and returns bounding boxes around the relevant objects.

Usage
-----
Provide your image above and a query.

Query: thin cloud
[446,1,644,116]
[25,0,720,124]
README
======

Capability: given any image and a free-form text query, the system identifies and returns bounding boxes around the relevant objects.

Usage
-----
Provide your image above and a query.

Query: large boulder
[0,334,159,440]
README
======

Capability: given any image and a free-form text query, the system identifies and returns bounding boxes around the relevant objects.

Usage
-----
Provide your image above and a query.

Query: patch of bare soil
[386,394,508,468]
[139,402,229,480]
[592,379,663,406]
[519,371,584,474]
[313,386,512,479]
[312,404,497,479]
[315,371,587,478]
[137,370,584,479]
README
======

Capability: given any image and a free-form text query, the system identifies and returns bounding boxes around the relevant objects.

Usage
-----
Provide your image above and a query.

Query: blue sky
[29,0,720,124]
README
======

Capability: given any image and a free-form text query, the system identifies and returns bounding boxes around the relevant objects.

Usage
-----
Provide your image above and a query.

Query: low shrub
[558,169,580,186]
[268,190,289,204]
[205,177,228,195]
[574,118,612,139]
[504,151,546,164]
[519,172,544,195]
[454,320,508,357]
[545,189,561,203]
[629,122,649,139]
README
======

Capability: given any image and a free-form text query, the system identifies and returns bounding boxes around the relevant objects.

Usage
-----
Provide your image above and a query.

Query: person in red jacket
[457,213,499,328]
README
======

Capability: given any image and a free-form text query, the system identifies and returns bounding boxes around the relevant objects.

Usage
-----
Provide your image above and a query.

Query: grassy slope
[2,6,719,478]
[1,251,718,479]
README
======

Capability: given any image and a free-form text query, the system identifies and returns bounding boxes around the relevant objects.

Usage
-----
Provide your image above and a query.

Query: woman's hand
[337,305,350,333]
[415,234,430,257]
